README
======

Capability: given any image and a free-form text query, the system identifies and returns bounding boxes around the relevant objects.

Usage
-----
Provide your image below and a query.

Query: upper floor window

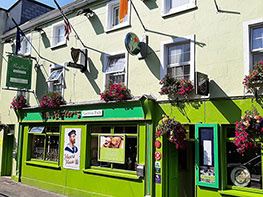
[52,22,66,48]
[161,35,195,81]
[47,64,65,96]
[106,0,130,32]
[251,27,263,65]
[104,52,127,88]
[162,0,196,17]
[244,19,263,75]
[18,34,31,55]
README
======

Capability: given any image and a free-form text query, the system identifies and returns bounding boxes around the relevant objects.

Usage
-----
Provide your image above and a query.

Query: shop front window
[90,125,137,171]
[29,126,60,162]
[226,127,262,189]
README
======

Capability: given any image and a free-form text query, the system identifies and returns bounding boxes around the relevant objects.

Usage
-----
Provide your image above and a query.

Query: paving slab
[0,177,65,197]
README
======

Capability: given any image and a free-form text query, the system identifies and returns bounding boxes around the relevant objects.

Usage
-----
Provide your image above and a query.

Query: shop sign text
[42,110,81,120]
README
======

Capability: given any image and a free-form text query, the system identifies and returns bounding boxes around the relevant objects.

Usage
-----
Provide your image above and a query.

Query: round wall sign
[155,140,161,148]
[125,32,141,55]
[155,151,162,161]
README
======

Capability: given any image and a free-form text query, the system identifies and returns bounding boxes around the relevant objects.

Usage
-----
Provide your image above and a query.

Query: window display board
[195,123,219,188]
[98,134,126,164]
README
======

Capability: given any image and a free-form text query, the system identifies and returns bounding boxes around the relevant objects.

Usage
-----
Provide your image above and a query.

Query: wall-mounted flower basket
[159,74,194,100]
[233,106,263,154]
[243,61,263,94]
[156,115,187,149]
[40,92,65,108]
[100,83,132,102]
[10,95,28,109]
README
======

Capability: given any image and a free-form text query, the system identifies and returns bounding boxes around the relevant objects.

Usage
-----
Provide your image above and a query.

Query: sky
[0,0,74,9]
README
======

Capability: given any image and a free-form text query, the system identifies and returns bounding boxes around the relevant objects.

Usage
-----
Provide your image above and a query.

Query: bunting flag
[15,28,24,54]
[54,0,71,40]
[119,0,128,23]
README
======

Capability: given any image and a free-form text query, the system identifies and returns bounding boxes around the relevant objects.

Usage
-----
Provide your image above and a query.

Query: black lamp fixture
[33,27,45,34]
[77,8,95,18]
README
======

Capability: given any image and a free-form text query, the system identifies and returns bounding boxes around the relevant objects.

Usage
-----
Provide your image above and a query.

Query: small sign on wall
[82,110,103,117]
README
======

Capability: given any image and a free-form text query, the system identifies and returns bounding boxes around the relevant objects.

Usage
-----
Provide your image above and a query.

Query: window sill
[25,160,60,169]
[161,5,197,18]
[51,42,67,50]
[218,190,263,197]
[83,168,140,180]
[106,23,131,33]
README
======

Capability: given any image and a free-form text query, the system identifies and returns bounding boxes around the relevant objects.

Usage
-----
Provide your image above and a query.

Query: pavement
[0,177,65,197]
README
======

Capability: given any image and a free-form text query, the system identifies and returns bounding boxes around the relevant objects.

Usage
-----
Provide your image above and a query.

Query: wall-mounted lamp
[77,8,95,18]
[33,27,45,34]
[4,39,14,44]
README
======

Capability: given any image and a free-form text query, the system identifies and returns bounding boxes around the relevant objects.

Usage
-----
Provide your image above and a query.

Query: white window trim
[105,0,131,32]
[51,21,67,48]
[160,34,195,81]
[243,18,263,76]
[161,0,196,17]
[103,51,128,89]
[18,34,31,56]
[48,64,66,97]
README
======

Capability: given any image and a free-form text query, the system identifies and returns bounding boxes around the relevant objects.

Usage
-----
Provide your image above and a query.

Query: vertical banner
[98,135,125,164]
[63,128,81,170]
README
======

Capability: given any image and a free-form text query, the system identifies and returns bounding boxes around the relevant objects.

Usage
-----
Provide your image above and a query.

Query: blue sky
[0,0,73,9]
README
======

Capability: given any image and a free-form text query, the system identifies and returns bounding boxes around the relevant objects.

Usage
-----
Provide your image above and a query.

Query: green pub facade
[15,96,263,197]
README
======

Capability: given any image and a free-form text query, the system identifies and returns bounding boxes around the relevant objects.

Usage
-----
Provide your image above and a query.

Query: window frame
[103,51,128,89]
[106,0,131,32]
[160,35,195,81]
[161,0,196,17]
[51,21,67,48]
[244,18,263,76]
[87,124,139,175]
[28,126,60,164]
[47,64,65,97]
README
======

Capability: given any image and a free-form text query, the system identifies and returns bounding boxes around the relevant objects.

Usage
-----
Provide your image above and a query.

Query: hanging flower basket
[40,92,65,108]
[10,95,28,109]
[100,82,132,102]
[243,61,263,93]
[159,74,194,99]
[156,115,187,149]
[233,106,263,154]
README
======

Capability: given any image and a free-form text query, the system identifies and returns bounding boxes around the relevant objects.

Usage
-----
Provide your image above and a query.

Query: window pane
[253,52,263,65]
[57,26,65,43]
[226,142,262,189]
[113,6,120,26]
[252,27,263,50]
[171,0,190,8]
[90,136,111,168]
[108,73,125,84]
[91,126,111,133]
[168,43,190,64]
[31,135,45,160]
[168,65,190,79]
[115,126,137,134]
[226,127,235,138]
[47,69,63,82]
[45,135,59,162]
[113,136,137,171]
[107,55,125,73]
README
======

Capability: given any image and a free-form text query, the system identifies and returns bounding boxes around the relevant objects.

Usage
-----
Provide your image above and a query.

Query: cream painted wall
[1,0,263,110]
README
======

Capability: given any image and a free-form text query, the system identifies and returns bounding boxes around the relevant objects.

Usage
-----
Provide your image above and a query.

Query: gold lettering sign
[42,110,81,120]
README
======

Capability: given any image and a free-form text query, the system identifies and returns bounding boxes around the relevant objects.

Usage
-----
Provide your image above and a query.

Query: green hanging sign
[6,55,33,89]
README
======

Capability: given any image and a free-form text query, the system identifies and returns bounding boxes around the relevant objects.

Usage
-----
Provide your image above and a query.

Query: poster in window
[63,128,81,170]
[98,135,125,164]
